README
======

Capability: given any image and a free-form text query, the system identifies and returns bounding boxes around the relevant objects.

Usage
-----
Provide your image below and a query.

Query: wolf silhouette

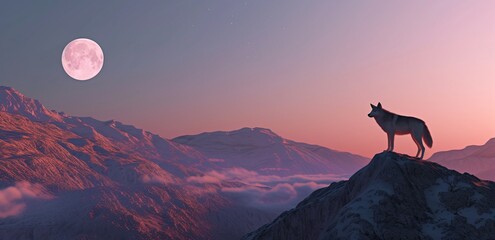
[368,102,433,159]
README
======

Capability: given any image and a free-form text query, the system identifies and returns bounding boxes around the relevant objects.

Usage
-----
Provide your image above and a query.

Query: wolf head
[368,102,383,118]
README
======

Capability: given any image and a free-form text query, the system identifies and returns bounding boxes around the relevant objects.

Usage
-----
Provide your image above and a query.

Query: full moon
[61,38,104,81]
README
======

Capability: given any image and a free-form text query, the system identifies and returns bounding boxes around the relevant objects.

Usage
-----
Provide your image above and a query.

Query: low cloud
[187,168,348,210]
[187,168,347,185]
[221,181,328,210]
[187,170,228,184]
[0,182,52,218]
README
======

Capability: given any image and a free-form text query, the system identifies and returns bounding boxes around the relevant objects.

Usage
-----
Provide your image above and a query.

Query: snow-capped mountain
[244,152,495,240]
[428,138,495,181]
[0,86,374,239]
[0,86,274,239]
[173,127,368,176]
[0,86,63,122]
[0,87,210,178]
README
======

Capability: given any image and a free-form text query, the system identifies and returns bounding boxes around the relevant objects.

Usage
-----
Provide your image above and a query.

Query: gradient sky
[1,1,494,158]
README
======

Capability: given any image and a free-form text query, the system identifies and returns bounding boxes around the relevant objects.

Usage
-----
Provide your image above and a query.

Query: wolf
[368,102,433,159]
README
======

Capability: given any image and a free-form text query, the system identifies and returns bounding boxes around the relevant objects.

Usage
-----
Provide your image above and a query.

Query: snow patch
[423,178,454,236]
[335,180,394,234]
[459,207,495,227]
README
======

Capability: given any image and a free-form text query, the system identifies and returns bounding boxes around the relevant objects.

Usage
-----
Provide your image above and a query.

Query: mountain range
[0,86,368,239]
[2,86,494,239]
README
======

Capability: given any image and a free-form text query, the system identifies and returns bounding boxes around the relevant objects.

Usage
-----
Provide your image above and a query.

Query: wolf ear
[377,102,382,108]
[370,103,375,108]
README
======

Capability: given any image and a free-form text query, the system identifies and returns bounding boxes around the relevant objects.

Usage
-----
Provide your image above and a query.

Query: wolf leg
[390,133,395,152]
[386,132,394,152]
[385,134,389,151]
[419,142,425,159]
[412,132,425,159]
[411,133,420,157]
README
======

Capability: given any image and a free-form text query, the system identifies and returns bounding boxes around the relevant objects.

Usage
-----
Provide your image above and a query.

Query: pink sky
[150,1,495,159]
[6,1,495,159]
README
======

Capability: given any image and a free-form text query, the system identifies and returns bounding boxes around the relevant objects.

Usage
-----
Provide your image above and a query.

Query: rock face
[244,152,495,240]
[428,138,495,181]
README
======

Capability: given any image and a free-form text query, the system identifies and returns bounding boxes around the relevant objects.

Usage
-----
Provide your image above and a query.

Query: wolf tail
[423,124,433,148]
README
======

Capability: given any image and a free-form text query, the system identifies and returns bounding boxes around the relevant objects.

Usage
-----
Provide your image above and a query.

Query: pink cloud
[0,182,52,218]
[207,158,225,163]
[221,181,328,210]
[186,170,232,183]
[187,167,347,185]
[186,167,346,209]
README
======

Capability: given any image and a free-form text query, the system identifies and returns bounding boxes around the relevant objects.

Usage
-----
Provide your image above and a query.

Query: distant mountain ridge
[428,138,495,181]
[245,152,495,240]
[173,127,368,176]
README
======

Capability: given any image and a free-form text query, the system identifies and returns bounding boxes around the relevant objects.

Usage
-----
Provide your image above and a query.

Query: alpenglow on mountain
[0,86,368,239]
[173,127,368,176]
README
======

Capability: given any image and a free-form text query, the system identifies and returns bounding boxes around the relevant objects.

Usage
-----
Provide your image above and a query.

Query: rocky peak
[245,152,495,240]
[0,86,62,122]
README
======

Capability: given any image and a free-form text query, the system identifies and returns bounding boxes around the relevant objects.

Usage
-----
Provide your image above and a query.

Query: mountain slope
[0,86,63,122]
[0,87,207,178]
[244,152,495,240]
[0,86,274,239]
[173,127,368,176]
[428,138,495,181]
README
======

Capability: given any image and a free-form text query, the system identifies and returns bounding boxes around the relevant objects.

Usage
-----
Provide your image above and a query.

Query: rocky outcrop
[244,152,495,240]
